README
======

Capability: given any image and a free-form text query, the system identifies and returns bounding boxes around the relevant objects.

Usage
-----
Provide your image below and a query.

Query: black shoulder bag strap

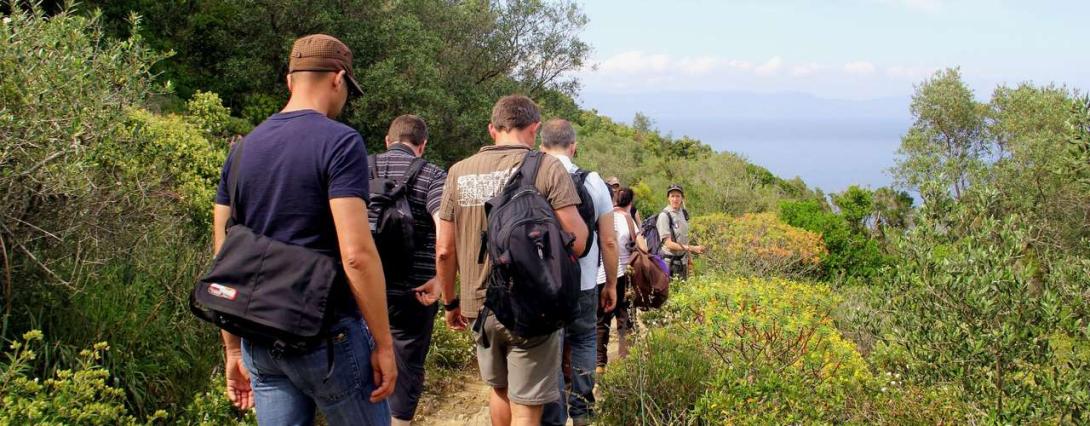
[368,154,378,179]
[400,157,428,188]
[226,138,246,230]
[518,151,544,188]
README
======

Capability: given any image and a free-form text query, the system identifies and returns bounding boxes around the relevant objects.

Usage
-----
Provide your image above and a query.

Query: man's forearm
[436,219,458,304]
[222,330,242,353]
[343,250,392,349]
[599,214,619,288]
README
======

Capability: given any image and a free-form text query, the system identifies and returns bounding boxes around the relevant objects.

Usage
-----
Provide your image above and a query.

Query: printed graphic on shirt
[456,167,517,207]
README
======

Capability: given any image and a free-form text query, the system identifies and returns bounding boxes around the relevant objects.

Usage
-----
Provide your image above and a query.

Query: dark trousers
[596,276,630,367]
[387,291,439,421]
[669,256,688,280]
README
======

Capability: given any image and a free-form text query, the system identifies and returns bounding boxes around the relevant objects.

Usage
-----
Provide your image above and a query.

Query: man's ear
[488,123,498,140]
[418,139,428,156]
[333,70,346,91]
[527,121,542,135]
[384,135,393,148]
[286,73,294,91]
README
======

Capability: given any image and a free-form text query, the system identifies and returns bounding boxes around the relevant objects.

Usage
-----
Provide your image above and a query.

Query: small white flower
[881,387,887,392]
[895,373,901,379]
[2,17,10,24]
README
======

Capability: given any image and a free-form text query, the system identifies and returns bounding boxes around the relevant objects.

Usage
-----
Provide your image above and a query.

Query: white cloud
[754,56,784,76]
[579,51,937,98]
[791,62,824,77]
[844,61,877,75]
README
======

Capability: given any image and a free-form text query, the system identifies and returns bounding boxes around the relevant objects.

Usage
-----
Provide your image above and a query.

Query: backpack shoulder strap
[368,154,378,179]
[517,151,544,188]
[662,210,677,241]
[401,157,427,186]
[621,210,637,244]
[227,138,245,229]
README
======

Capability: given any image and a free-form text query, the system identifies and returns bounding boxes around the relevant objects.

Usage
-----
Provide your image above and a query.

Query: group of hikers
[195,34,703,426]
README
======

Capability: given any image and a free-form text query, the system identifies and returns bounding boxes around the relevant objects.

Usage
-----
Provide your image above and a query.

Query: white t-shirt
[597,210,634,284]
[553,155,614,291]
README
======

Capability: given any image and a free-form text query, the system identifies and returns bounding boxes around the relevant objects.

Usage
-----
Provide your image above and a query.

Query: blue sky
[575,0,1090,100]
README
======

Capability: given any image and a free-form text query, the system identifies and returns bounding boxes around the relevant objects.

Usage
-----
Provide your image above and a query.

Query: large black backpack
[367,154,427,287]
[570,168,596,258]
[479,151,581,338]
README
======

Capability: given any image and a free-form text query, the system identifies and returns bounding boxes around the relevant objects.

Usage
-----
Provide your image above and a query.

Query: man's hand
[369,345,397,402]
[445,307,468,331]
[224,349,253,410]
[690,245,706,255]
[599,285,617,313]
[413,278,440,306]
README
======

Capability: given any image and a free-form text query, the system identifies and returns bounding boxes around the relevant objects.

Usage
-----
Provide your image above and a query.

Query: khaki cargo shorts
[471,313,562,406]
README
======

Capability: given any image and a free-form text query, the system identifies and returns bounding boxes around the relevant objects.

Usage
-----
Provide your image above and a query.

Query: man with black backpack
[208,34,395,425]
[436,95,588,426]
[367,115,447,425]
[538,119,618,426]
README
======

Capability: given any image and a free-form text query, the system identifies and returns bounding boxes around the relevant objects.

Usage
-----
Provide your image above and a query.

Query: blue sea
[580,91,913,195]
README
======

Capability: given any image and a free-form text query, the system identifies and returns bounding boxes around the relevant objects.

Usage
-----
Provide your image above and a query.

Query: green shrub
[600,275,976,424]
[689,212,826,279]
[877,187,1090,423]
[0,331,168,425]
[179,375,257,426]
[0,7,227,416]
[779,199,886,282]
[597,327,712,425]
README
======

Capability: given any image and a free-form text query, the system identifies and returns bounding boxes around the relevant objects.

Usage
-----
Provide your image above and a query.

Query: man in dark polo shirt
[213,34,395,425]
[369,115,447,425]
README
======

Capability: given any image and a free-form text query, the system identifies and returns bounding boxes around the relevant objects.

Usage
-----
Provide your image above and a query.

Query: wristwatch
[443,297,460,312]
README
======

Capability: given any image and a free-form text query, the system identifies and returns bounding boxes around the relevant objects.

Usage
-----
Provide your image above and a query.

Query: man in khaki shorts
[435,95,588,425]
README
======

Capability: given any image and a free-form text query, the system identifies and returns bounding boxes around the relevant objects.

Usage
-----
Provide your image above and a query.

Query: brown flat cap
[606,176,621,186]
[289,34,363,96]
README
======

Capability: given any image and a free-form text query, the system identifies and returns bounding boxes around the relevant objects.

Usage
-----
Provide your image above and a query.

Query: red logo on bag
[208,283,238,301]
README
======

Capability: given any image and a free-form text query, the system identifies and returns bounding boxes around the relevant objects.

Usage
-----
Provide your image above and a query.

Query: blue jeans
[542,287,598,425]
[241,317,391,426]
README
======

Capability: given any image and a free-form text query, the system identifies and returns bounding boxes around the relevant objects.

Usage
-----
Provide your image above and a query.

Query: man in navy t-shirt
[212,34,396,425]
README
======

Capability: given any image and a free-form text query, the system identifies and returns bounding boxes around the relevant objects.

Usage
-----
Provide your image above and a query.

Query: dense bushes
[872,187,1090,423]
[779,198,887,282]
[1,7,231,415]
[598,276,970,424]
[689,212,825,279]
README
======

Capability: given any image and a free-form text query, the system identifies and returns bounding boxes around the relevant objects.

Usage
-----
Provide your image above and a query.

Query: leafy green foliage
[875,187,1090,423]
[0,7,225,416]
[689,213,826,279]
[779,198,886,282]
[893,67,989,198]
[599,275,973,425]
[597,327,713,425]
[0,331,169,425]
